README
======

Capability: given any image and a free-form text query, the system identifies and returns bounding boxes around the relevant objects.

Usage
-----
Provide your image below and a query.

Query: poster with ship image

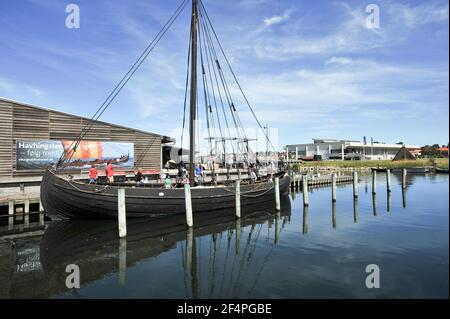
[16,140,134,170]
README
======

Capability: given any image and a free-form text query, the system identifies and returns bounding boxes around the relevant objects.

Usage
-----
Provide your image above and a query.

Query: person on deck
[165,175,172,189]
[178,161,185,183]
[105,162,114,184]
[89,165,98,184]
[135,168,143,184]
[195,164,203,184]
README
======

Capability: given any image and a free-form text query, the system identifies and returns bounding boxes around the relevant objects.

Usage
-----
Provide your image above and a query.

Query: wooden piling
[275,211,281,244]
[353,170,358,198]
[372,170,377,194]
[302,205,308,234]
[331,173,337,201]
[386,169,392,193]
[8,201,14,215]
[372,193,377,216]
[118,188,127,238]
[184,184,193,227]
[39,200,44,212]
[402,188,406,208]
[235,180,241,218]
[387,191,392,212]
[24,199,30,214]
[186,227,193,273]
[302,175,309,206]
[332,201,337,228]
[236,218,241,255]
[402,169,407,189]
[119,238,127,286]
[353,198,359,223]
[274,177,280,211]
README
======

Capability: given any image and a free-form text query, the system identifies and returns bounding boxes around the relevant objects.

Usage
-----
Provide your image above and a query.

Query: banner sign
[16,140,134,170]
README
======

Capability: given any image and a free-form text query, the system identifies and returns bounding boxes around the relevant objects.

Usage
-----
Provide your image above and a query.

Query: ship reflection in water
[0,174,448,298]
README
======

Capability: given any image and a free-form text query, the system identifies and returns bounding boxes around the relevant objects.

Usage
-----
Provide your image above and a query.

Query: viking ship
[40,0,291,220]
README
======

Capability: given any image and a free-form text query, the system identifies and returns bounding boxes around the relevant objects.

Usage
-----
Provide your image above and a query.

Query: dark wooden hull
[40,170,291,220]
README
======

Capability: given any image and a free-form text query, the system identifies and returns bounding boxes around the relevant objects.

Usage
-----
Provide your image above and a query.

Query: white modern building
[285,138,421,161]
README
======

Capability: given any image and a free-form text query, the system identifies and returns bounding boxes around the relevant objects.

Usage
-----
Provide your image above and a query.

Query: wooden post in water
[275,210,281,244]
[386,169,392,193]
[274,177,280,211]
[8,215,14,230]
[8,201,14,215]
[352,170,358,198]
[302,175,309,206]
[353,198,359,223]
[302,205,309,234]
[186,227,193,273]
[184,184,193,227]
[387,191,392,212]
[39,212,45,226]
[372,170,377,195]
[235,180,241,218]
[24,199,30,214]
[332,201,337,228]
[118,188,127,238]
[372,193,377,216]
[402,168,407,189]
[331,173,337,202]
[402,188,406,208]
[119,238,127,286]
[236,218,241,255]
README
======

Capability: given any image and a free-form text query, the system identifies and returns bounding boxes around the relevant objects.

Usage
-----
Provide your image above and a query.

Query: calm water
[0,173,448,298]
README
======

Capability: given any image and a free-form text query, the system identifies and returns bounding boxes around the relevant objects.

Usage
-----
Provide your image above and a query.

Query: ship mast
[189,0,198,186]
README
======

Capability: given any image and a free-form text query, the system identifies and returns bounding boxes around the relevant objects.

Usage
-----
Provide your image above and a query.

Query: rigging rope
[57,0,190,168]
[199,0,277,153]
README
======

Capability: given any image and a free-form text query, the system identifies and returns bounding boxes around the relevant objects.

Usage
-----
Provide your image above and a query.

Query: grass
[291,158,449,169]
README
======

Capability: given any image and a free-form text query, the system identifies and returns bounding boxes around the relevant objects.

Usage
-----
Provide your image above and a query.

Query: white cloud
[229,58,448,127]
[263,11,291,27]
[386,2,449,28]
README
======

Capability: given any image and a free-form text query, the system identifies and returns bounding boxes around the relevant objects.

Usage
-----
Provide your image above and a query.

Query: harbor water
[0,173,448,298]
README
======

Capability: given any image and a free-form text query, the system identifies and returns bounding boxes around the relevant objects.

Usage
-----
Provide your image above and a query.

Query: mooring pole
[302,175,309,206]
[119,238,127,286]
[402,168,407,189]
[372,170,377,195]
[274,177,281,211]
[236,218,241,255]
[353,198,359,223]
[118,188,127,238]
[352,170,358,198]
[302,205,309,234]
[372,193,377,216]
[386,169,392,193]
[332,201,337,228]
[235,180,241,218]
[331,173,337,201]
[8,201,14,216]
[24,199,29,214]
[184,184,193,227]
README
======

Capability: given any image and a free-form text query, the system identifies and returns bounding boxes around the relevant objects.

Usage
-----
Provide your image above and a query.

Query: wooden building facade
[0,98,174,177]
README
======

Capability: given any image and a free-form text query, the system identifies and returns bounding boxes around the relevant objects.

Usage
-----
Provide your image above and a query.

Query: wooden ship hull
[40,169,291,220]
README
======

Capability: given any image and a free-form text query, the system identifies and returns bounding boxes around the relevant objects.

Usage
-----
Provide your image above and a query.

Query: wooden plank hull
[40,170,291,220]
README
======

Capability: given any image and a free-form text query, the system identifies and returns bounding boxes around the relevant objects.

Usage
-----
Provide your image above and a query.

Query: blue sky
[0,0,448,149]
